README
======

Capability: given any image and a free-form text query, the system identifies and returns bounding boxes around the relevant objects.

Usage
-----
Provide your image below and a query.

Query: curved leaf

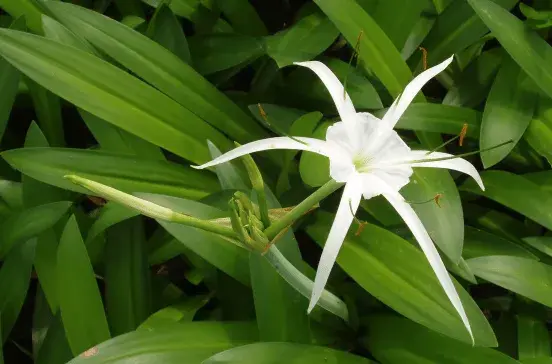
[306,212,496,346]
[467,256,552,309]
[46,1,265,143]
[467,0,552,100]
[66,322,258,364]
[0,29,230,163]
[419,0,517,68]
[189,34,265,75]
[0,239,35,341]
[367,315,517,363]
[314,0,411,97]
[58,216,110,356]
[2,148,218,199]
[480,56,537,168]
[204,342,374,363]
[0,201,71,258]
[461,171,552,231]
[140,193,250,286]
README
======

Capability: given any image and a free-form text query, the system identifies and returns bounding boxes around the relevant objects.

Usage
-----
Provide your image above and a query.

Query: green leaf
[517,315,551,360]
[147,4,191,64]
[371,0,427,50]
[314,0,411,97]
[216,0,268,36]
[389,104,481,136]
[0,0,47,33]
[138,295,211,330]
[265,9,339,68]
[22,122,67,208]
[467,256,552,309]
[367,315,518,363]
[419,0,518,69]
[461,171,552,231]
[105,218,151,336]
[142,193,250,286]
[0,27,20,142]
[207,141,248,191]
[85,202,138,265]
[206,144,311,342]
[467,0,552,100]
[2,147,218,199]
[41,15,98,55]
[41,16,166,159]
[522,237,552,259]
[282,57,382,112]
[34,230,59,312]
[402,167,465,263]
[140,0,231,32]
[79,110,165,160]
[46,1,265,144]
[188,34,265,74]
[480,56,537,168]
[35,313,73,364]
[58,215,110,356]
[306,212,496,346]
[0,238,35,342]
[463,227,537,260]
[203,342,374,363]
[66,321,257,364]
[524,98,552,165]
[443,48,503,107]
[25,77,65,146]
[0,29,229,163]
[0,200,71,258]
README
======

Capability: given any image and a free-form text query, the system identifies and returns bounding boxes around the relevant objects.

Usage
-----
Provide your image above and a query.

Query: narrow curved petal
[192,137,332,169]
[399,151,485,191]
[308,176,363,313]
[294,61,357,125]
[381,186,474,343]
[382,56,454,127]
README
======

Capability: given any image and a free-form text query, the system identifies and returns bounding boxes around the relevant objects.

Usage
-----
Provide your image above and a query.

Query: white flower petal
[192,137,333,169]
[294,61,357,125]
[381,186,474,343]
[382,56,454,127]
[402,151,485,191]
[308,176,363,312]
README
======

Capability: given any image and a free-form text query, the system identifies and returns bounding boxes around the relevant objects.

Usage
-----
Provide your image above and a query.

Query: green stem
[264,180,343,240]
[264,245,349,321]
[65,174,237,238]
[171,213,238,238]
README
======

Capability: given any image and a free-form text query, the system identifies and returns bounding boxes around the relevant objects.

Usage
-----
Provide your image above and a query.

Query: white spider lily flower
[193,55,483,342]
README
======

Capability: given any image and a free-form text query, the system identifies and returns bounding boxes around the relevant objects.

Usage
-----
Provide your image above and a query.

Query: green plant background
[0,0,551,363]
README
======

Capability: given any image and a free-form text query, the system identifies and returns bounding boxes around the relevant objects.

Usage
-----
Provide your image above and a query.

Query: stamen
[256,104,307,145]
[406,193,443,208]
[419,47,428,71]
[343,30,363,99]
[459,123,468,146]
[349,199,367,236]
[408,140,513,165]
[426,123,469,155]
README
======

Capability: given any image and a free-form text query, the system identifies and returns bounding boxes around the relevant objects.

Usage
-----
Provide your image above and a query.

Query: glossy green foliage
[0,0,552,362]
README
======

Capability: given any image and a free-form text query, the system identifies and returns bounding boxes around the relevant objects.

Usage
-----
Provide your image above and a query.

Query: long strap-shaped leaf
[0,29,232,164]
[46,1,267,143]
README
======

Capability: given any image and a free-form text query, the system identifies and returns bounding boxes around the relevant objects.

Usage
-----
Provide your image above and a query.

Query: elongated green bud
[66,175,177,221]
[65,175,237,238]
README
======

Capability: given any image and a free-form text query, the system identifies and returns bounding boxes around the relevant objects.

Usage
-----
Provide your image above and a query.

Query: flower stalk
[264,179,343,240]
[66,174,349,321]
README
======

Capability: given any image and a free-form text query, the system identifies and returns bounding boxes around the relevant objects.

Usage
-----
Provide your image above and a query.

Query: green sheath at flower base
[65,175,237,238]
[239,150,271,228]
